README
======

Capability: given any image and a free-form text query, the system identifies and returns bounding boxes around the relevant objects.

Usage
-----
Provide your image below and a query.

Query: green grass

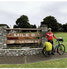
[0,58,67,68]
[54,32,67,52]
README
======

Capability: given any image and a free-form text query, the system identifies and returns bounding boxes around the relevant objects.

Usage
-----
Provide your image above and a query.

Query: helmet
[48,28,51,31]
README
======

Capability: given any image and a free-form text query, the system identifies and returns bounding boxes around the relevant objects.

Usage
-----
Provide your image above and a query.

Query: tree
[13,15,36,28]
[41,16,61,32]
[58,23,63,32]
[30,24,36,28]
[62,23,67,32]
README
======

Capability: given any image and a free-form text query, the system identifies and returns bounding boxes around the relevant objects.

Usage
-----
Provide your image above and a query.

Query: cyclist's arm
[45,33,48,38]
[53,35,57,40]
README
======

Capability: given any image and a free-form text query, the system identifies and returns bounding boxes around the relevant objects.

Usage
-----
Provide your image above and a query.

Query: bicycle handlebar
[57,39,63,42]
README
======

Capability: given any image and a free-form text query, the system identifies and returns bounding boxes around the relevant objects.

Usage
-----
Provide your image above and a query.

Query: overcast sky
[0,1,67,28]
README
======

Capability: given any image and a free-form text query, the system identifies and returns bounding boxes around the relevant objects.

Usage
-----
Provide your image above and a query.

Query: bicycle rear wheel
[42,47,51,57]
[57,44,65,55]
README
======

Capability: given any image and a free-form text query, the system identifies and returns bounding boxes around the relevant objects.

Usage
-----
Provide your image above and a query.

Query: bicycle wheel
[57,44,65,55]
[42,47,50,57]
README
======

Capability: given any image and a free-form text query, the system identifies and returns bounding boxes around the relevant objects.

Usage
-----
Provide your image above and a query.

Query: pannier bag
[43,42,52,51]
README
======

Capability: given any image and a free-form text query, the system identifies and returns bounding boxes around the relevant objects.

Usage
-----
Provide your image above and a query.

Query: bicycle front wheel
[57,44,65,55]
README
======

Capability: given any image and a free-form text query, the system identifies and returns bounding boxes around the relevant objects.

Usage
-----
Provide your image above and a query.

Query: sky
[0,1,67,28]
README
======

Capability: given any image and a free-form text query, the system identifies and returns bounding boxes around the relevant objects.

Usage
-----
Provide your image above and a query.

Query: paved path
[0,53,67,64]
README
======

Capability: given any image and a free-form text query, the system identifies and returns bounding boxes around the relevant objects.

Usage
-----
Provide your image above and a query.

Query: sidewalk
[0,53,67,64]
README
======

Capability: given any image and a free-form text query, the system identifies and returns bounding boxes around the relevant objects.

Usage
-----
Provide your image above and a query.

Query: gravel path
[0,53,67,64]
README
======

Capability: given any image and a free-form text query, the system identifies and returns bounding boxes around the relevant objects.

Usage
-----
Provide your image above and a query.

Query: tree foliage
[41,16,62,32]
[62,23,67,32]
[13,15,36,28]
[13,15,67,32]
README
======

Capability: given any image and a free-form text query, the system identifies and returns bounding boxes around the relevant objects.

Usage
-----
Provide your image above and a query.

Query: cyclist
[45,28,57,55]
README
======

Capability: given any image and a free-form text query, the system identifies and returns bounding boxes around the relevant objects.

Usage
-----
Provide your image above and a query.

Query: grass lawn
[0,58,67,68]
[54,32,67,52]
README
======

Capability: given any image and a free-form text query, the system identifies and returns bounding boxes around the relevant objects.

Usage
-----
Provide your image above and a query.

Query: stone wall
[0,24,47,56]
[41,24,48,44]
[0,25,7,49]
[0,24,48,49]
[0,48,42,56]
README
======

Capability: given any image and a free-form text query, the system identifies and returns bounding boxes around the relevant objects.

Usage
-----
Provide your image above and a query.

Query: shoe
[51,52,55,55]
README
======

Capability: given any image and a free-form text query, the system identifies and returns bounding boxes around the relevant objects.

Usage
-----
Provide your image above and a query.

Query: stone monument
[0,24,8,49]
[40,24,48,45]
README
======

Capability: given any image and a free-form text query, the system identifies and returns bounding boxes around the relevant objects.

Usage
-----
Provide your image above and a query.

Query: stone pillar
[41,24,48,45]
[0,24,8,49]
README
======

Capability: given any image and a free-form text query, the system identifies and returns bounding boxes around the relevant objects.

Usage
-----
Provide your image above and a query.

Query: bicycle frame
[54,40,63,52]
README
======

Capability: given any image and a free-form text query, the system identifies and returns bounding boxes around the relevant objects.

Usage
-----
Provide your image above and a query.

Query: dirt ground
[0,53,67,64]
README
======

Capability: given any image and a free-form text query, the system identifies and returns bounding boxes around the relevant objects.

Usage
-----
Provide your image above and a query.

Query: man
[45,28,57,55]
